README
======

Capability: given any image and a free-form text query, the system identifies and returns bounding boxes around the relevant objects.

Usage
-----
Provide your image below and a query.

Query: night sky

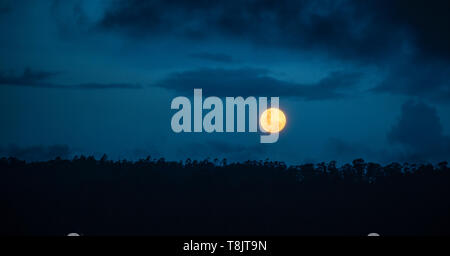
[1,0,450,164]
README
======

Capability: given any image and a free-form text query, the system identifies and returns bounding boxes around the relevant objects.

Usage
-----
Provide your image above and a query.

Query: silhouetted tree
[0,156,449,236]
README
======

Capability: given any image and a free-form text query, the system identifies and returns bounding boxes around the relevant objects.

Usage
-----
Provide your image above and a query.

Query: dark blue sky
[1,0,450,164]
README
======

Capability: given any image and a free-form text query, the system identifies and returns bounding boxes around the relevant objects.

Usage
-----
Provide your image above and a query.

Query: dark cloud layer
[324,101,450,163]
[98,0,450,63]
[387,101,450,161]
[6,1,450,102]
[0,68,141,89]
[189,52,235,63]
[0,68,60,88]
[373,60,450,101]
[154,68,362,100]
[0,1,11,15]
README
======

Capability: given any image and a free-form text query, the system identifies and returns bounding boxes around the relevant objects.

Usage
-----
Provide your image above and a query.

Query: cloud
[0,68,142,89]
[325,100,450,163]
[42,0,450,103]
[0,0,12,15]
[387,0,450,61]
[0,6,10,15]
[153,68,362,100]
[373,60,450,102]
[97,0,450,63]
[0,68,60,87]
[75,83,141,90]
[387,101,450,162]
[0,144,71,162]
[189,52,235,63]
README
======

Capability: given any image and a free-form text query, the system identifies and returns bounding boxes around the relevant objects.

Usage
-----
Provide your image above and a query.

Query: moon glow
[260,108,287,133]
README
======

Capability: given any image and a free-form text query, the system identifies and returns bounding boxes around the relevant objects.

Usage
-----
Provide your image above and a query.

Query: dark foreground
[1,157,449,236]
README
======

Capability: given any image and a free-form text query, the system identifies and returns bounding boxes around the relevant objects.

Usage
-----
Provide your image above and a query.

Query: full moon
[260,108,287,133]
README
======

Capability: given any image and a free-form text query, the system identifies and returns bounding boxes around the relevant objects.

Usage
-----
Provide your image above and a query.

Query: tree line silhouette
[1,156,449,236]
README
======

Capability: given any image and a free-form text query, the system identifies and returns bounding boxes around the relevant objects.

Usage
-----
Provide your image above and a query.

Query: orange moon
[260,108,286,133]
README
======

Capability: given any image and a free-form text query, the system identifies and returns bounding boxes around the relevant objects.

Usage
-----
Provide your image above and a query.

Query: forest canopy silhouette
[1,155,449,236]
